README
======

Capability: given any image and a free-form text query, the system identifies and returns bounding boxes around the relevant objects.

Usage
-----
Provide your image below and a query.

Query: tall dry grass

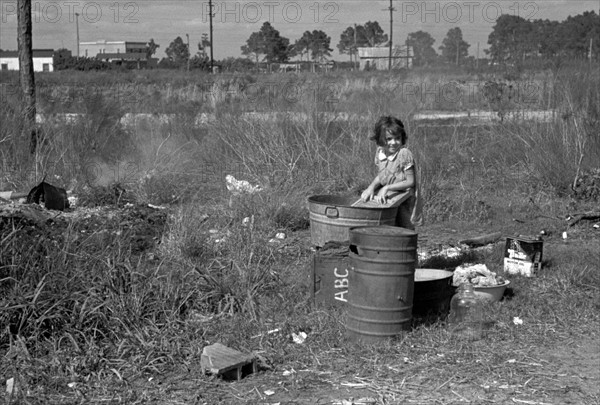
[1,62,599,402]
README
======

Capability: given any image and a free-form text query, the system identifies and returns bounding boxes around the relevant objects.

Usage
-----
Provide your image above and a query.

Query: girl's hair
[370,116,407,147]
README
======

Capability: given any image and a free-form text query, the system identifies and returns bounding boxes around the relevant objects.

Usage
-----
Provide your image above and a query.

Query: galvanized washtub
[307,195,398,247]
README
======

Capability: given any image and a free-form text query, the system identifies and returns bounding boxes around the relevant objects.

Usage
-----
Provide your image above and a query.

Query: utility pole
[477,41,480,69]
[75,12,80,57]
[456,38,459,66]
[590,38,593,69]
[406,36,409,68]
[186,33,190,71]
[388,0,395,71]
[209,0,214,73]
[353,23,357,71]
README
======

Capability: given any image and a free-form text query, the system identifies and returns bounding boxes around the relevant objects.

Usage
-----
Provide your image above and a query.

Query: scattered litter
[507,359,517,363]
[282,369,296,376]
[188,311,214,323]
[513,317,524,325]
[275,232,286,239]
[355,398,378,404]
[251,328,281,339]
[440,246,462,258]
[333,399,376,405]
[67,195,78,208]
[242,216,254,227]
[6,378,15,395]
[340,382,368,388]
[594,223,599,229]
[418,244,467,263]
[562,231,568,239]
[225,175,263,194]
[125,203,134,208]
[148,204,167,210]
[511,398,553,404]
[291,331,307,344]
[263,389,275,396]
[209,229,231,244]
[67,382,77,388]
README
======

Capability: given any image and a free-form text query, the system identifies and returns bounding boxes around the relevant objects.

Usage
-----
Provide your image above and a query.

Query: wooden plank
[459,232,503,247]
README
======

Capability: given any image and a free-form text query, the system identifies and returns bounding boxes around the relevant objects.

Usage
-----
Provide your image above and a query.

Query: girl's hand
[375,186,388,204]
[361,188,374,202]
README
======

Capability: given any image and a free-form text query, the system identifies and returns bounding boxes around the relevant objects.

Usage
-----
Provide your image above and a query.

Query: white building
[0,49,55,72]
[79,40,149,67]
[80,40,147,59]
[357,46,413,70]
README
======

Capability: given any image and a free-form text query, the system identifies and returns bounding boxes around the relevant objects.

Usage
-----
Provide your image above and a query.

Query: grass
[1,61,599,404]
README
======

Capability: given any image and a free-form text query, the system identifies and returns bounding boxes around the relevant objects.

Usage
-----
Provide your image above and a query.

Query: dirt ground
[120,218,599,405]
[136,335,599,404]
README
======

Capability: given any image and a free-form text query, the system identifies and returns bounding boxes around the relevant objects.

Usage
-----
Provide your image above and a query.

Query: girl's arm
[374,168,415,203]
[361,174,382,202]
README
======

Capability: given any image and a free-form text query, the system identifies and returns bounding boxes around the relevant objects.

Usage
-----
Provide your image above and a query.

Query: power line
[209,0,214,72]
[385,0,395,71]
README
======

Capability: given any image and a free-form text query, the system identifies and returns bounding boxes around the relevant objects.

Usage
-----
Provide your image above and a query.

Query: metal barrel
[346,226,418,343]
[308,195,397,247]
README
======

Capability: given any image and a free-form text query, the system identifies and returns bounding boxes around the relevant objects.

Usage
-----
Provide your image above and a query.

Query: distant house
[80,40,149,66]
[0,49,55,72]
[357,45,413,70]
[277,62,300,73]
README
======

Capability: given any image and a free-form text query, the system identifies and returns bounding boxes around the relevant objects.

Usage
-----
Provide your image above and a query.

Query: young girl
[360,116,423,229]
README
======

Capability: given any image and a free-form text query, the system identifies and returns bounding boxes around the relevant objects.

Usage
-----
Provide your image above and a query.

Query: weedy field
[1,63,599,405]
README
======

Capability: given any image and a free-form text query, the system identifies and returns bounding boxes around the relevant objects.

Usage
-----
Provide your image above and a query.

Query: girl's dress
[375,146,423,228]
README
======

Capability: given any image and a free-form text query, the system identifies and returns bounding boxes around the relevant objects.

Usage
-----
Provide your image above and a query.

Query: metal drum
[307,195,397,247]
[413,269,455,317]
[346,226,418,343]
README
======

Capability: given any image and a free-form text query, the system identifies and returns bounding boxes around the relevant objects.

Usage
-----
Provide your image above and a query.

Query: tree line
[50,10,599,72]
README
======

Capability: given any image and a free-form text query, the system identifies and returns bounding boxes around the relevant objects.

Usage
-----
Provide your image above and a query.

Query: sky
[0,0,599,60]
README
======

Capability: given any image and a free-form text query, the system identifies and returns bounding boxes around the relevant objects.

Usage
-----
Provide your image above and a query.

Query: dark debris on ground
[0,199,168,255]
